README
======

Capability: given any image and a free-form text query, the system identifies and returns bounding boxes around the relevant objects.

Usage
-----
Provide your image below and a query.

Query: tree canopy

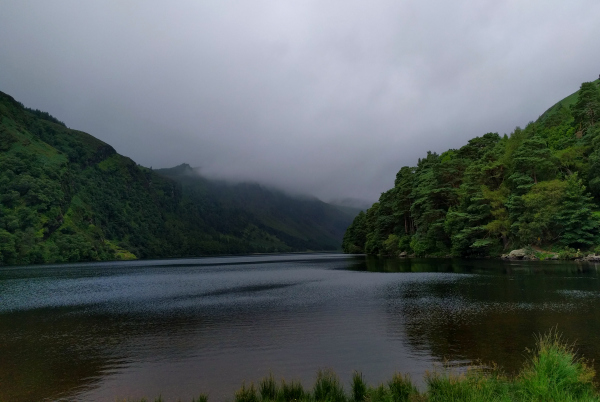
[344,80,600,257]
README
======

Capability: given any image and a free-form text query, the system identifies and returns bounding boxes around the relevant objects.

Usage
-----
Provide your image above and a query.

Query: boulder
[398,251,407,258]
[583,254,600,262]
[508,249,527,259]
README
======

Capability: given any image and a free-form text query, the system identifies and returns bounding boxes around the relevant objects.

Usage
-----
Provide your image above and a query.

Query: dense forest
[343,79,600,258]
[0,90,357,265]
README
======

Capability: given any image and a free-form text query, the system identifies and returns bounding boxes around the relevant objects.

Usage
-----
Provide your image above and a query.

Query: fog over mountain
[1,1,599,202]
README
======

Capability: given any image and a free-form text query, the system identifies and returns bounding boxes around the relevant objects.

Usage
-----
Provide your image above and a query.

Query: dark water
[1,254,600,401]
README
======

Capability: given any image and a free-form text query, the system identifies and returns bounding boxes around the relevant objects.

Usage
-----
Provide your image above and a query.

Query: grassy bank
[128,330,598,401]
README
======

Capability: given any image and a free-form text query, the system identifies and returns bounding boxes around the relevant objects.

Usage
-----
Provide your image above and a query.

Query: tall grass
[313,369,345,402]
[124,330,599,401]
[517,329,596,401]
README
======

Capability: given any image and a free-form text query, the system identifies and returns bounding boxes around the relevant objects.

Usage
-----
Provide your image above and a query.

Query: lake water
[1,254,600,401]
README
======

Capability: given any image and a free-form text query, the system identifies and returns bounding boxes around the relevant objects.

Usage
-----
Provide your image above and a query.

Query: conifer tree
[342,211,367,253]
[555,174,599,248]
[571,82,600,132]
[511,135,555,184]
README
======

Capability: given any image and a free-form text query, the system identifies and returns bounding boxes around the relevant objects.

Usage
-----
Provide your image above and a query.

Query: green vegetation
[125,330,598,401]
[0,90,356,265]
[344,79,600,258]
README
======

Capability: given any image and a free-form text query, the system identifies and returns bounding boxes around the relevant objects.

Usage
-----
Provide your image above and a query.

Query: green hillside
[344,79,600,257]
[0,90,355,265]
[156,164,358,251]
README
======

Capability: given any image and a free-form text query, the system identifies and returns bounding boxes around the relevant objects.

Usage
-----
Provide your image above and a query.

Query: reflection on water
[1,254,600,401]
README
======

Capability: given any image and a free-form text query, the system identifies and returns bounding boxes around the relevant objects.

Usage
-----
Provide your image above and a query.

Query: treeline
[343,80,600,257]
[21,103,67,127]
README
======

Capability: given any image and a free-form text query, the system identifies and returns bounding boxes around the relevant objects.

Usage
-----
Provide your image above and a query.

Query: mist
[2,0,600,203]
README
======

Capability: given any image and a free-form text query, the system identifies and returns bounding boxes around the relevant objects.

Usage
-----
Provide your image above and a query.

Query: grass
[125,330,599,401]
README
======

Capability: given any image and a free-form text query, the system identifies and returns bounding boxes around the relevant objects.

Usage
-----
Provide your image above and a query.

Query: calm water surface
[1,254,600,401]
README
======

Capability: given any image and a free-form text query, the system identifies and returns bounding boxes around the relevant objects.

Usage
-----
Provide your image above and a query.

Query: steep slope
[156,164,358,251]
[344,79,600,257]
[536,78,600,126]
[0,90,354,265]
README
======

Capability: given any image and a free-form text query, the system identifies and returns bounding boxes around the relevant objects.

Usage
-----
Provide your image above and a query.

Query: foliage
[342,211,367,253]
[235,382,259,402]
[23,106,67,127]
[554,174,599,247]
[313,369,346,402]
[571,82,600,133]
[518,329,597,401]
[351,371,367,401]
[345,80,600,257]
[0,90,357,265]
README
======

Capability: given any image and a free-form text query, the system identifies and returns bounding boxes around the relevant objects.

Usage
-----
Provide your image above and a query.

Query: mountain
[155,164,357,252]
[344,78,600,257]
[0,90,355,265]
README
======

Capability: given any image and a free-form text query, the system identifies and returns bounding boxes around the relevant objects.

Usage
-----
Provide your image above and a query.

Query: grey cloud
[1,0,600,203]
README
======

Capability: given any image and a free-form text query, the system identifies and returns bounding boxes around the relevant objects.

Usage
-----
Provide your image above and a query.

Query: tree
[511,135,556,185]
[571,82,600,132]
[514,179,567,245]
[555,174,599,248]
[393,166,415,236]
[342,211,367,253]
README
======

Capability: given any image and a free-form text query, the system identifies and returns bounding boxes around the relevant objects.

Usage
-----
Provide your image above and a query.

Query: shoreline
[385,247,600,262]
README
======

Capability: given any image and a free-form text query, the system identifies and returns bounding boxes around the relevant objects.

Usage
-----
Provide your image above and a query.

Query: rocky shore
[395,249,600,261]
[500,248,600,262]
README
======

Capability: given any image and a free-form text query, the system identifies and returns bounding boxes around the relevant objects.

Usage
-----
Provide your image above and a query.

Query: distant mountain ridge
[0,90,355,265]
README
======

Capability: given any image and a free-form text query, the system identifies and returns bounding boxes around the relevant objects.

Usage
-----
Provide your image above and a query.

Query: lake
[1,254,600,401]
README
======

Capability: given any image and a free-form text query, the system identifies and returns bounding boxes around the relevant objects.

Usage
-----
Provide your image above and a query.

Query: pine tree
[571,82,600,132]
[511,135,555,184]
[555,174,599,248]
[342,211,367,253]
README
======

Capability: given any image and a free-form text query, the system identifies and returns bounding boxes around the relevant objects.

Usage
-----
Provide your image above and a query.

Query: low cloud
[2,0,600,202]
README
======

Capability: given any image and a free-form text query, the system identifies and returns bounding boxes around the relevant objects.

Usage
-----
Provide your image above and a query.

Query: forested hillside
[343,79,600,257]
[0,90,355,265]
[157,164,357,252]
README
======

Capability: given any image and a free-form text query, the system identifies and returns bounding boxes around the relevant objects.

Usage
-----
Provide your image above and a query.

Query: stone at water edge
[508,249,527,259]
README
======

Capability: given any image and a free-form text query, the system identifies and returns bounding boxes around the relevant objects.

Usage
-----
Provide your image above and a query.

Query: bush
[558,247,578,259]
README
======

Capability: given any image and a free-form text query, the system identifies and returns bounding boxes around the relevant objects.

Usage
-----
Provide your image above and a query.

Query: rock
[508,249,527,259]
[583,254,600,262]
[398,251,407,258]
[550,254,559,260]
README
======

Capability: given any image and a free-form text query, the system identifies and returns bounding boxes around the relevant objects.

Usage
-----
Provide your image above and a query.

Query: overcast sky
[1,1,600,203]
